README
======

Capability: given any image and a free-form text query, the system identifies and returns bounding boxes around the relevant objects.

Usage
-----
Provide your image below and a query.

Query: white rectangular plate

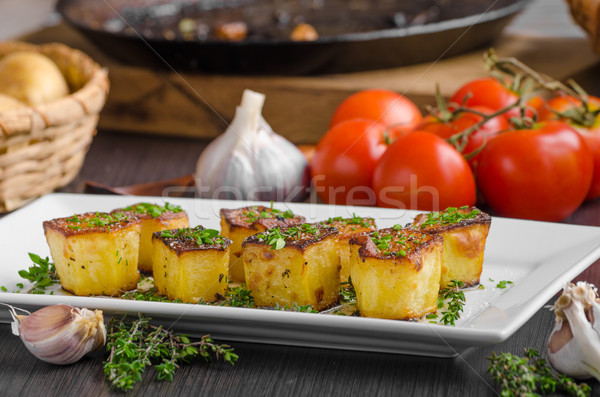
[1,193,600,357]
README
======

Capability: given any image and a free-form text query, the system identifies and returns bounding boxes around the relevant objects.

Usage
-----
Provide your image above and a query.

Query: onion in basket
[0,51,69,106]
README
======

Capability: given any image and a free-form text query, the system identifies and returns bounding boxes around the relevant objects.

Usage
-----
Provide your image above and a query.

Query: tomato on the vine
[539,95,600,200]
[329,89,422,131]
[476,121,593,222]
[372,131,476,211]
[450,77,543,120]
[311,119,388,205]
[418,105,509,169]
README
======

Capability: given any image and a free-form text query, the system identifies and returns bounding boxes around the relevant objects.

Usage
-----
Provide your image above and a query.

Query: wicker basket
[0,41,109,212]
[566,0,600,52]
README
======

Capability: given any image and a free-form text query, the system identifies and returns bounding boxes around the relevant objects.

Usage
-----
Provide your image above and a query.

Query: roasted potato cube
[43,212,141,296]
[319,215,376,283]
[410,206,491,288]
[220,205,305,283]
[243,223,339,311]
[349,227,442,320]
[152,226,231,303]
[112,202,189,273]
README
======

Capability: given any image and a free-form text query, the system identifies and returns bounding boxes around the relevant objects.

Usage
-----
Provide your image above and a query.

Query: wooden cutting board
[21,22,599,144]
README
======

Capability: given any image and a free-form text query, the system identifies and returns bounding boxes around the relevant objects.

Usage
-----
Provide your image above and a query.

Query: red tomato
[329,89,422,131]
[372,131,476,211]
[418,106,509,169]
[450,77,544,120]
[311,119,388,205]
[539,95,600,200]
[476,121,593,222]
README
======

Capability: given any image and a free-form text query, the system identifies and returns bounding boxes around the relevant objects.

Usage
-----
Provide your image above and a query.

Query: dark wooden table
[0,123,599,396]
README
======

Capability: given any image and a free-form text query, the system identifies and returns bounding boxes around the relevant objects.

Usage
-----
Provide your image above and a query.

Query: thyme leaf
[488,348,590,396]
[340,277,356,304]
[437,279,465,326]
[104,314,238,391]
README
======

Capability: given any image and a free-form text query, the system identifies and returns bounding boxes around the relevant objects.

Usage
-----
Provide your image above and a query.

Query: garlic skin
[195,89,310,202]
[9,304,106,365]
[547,282,600,380]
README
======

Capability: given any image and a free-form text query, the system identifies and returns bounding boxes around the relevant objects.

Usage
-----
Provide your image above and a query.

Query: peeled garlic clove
[547,282,600,380]
[10,304,106,365]
[195,89,310,201]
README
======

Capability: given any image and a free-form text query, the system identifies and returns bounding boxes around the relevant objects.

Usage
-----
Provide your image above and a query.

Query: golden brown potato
[349,227,442,320]
[319,216,376,283]
[152,226,231,303]
[243,223,339,311]
[0,51,68,105]
[43,212,141,296]
[112,202,189,273]
[409,206,491,288]
[220,205,305,283]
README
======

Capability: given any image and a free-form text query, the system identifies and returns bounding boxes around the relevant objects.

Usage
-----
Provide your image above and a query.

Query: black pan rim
[56,0,533,47]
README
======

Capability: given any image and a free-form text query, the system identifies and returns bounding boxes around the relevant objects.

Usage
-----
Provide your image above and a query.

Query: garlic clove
[10,304,106,365]
[547,282,600,381]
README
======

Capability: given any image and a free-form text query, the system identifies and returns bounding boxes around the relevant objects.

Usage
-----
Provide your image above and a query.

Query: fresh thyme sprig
[121,287,183,303]
[488,348,591,397]
[104,314,238,391]
[217,283,255,308]
[436,279,466,326]
[16,253,59,294]
[273,302,318,313]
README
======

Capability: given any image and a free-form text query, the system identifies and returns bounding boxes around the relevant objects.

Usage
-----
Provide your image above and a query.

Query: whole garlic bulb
[547,282,600,380]
[8,304,106,365]
[195,89,310,202]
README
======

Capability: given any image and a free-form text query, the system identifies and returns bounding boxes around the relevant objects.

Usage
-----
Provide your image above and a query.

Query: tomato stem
[485,49,599,128]
[446,105,515,152]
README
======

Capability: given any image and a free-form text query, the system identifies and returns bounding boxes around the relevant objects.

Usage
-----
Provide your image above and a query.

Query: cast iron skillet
[56,0,532,75]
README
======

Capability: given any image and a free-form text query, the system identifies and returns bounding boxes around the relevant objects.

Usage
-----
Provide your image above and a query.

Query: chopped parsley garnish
[123,202,182,218]
[160,226,227,248]
[255,223,323,250]
[420,206,480,228]
[66,212,130,231]
[242,202,295,223]
[370,230,416,258]
[322,214,374,228]
[496,280,514,289]
[17,253,59,294]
